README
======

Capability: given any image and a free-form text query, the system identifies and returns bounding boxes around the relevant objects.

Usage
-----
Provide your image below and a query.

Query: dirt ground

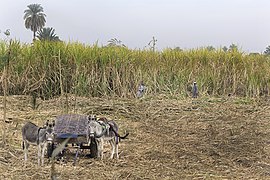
[0,95,270,179]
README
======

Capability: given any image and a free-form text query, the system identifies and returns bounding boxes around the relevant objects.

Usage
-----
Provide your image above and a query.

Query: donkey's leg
[41,143,46,166]
[109,140,115,159]
[99,139,104,160]
[96,139,101,158]
[115,137,119,159]
[23,141,29,162]
[38,144,41,166]
[115,143,119,159]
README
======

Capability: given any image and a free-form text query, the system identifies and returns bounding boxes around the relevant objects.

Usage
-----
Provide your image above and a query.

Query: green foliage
[24,4,46,40]
[264,45,270,55]
[37,27,60,41]
[0,42,8,68]
[222,46,228,52]
[107,38,125,47]
[229,43,238,52]
[206,46,215,51]
[174,47,183,51]
[0,40,269,98]
[3,29,10,37]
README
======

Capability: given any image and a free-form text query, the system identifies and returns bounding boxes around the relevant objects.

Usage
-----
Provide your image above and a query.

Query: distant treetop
[37,27,60,41]
[24,4,46,41]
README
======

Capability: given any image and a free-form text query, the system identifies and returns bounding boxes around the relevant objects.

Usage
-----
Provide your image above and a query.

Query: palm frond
[37,27,60,41]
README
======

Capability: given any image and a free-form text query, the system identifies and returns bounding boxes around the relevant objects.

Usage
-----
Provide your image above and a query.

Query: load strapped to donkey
[47,114,98,164]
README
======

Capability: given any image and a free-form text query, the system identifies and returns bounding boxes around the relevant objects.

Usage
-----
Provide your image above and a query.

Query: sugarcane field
[1,1,270,180]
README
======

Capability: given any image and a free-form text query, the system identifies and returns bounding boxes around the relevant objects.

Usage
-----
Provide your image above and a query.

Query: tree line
[1,3,270,54]
[24,4,60,41]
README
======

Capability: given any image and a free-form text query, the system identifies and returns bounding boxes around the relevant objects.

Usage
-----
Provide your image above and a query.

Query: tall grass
[0,40,269,99]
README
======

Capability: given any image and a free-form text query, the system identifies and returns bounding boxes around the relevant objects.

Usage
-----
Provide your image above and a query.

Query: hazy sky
[1,0,269,52]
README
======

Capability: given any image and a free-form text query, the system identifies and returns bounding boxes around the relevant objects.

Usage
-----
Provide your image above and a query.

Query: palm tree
[37,27,60,41]
[206,46,215,51]
[222,46,228,52]
[174,47,183,51]
[3,29,10,37]
[24,4,46,41]
[229,43,238,51]
[107,38,125,47]
[264,45,270,55]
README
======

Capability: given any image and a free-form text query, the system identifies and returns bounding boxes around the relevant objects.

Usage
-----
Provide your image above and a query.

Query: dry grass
[0,95,270,179]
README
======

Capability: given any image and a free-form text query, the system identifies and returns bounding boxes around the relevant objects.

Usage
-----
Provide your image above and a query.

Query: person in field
[192,81,198,98]
[137,81,146,98]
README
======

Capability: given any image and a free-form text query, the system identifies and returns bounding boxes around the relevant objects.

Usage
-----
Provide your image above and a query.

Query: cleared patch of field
[0,95,270,179]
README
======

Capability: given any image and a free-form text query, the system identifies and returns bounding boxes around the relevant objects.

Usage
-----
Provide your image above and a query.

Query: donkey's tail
[119,132,129,139]
[110,126,129,139]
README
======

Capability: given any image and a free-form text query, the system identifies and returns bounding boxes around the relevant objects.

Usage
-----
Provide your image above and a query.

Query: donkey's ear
[45,120,49,126]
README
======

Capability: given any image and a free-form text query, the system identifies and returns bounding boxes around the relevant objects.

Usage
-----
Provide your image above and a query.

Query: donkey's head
[88,118,107,138]
[44,120,55,143]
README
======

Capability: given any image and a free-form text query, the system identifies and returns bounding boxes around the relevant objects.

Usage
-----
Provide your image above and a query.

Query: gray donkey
[21,120,55,166]
[88,117,129,160]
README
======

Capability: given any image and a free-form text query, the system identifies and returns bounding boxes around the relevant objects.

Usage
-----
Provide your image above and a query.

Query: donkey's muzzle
[89,133,95,138]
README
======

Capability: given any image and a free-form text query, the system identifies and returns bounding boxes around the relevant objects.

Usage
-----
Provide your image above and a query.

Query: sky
[0,0,269,52]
